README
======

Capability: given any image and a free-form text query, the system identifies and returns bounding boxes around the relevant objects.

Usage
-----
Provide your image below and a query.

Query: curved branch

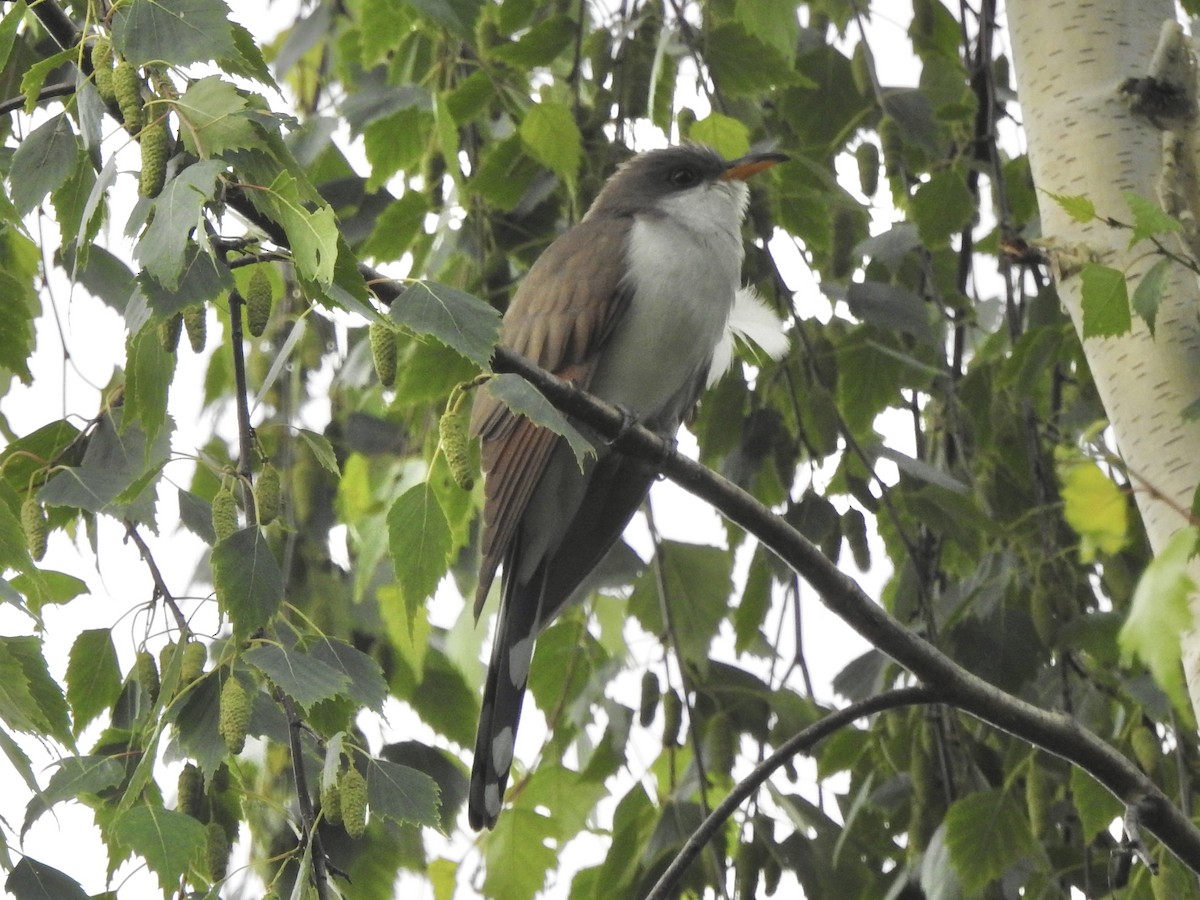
[486,345,1200,873]
[646,686,945,900]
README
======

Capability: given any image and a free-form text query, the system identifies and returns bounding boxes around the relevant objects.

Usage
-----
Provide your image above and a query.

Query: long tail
[468,574,540,830]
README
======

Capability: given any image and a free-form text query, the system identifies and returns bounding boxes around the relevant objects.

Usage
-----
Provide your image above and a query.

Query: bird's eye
[670,167,697,186]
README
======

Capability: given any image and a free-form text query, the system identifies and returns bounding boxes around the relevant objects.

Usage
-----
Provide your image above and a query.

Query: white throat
[586,179,749,424]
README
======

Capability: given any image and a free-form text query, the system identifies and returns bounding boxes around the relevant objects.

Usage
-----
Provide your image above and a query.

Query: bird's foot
[603,405,638,447]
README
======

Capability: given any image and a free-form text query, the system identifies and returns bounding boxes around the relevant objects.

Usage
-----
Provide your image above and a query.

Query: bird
[468,144,788,830]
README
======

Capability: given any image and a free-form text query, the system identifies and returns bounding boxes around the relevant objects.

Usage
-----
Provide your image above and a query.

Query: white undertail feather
[708,286,790,386]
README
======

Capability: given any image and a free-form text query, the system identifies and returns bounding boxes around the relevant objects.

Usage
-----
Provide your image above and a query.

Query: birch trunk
[1007,1,1200,717]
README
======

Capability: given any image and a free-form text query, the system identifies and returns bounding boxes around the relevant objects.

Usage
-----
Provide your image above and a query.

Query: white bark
[1007,1,1200,718]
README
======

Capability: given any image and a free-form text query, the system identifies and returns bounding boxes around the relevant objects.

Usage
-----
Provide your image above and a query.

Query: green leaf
[65,630,122,736]
[112,0,238,67]
[943,789,1043,893]
[733,0,798,59]
[484,808,557,900]
[211,527,284,639]
[470,134,541,210]
[124,321,176,447]
[1119,526,1197,715]
[1069,765,1123,842]
[366,757,441,828]
[1125,192,1182,244]
[1047,190,1096,222]
[135,160,226,292]
[1079,263,1132,338]
[911,169,973,246]
[22,755,124,837]
[408,0,482,39]
[298,429,341,475]
[0,275,36,384]
[10,113,79,216]
[309,638,388,712]
[628,541,732,674]
[174,76,264,157]
[703,23,800,95]
[0,637,72,744]
[244,643,350,709]
[39,409,168,525]
[1131,256,1171,336]
[484,373,595,465]
[362,191,430,262]
[5,858,89,900]
[387,483,452,611]
[688,113,750,160]
[111,805,206,893]
[518,101,582,185]
[1057,458,1128,561]
[489,15,575,67]
[363,105,432,192]
[388,280,500,368]
[0,420,83,495]
[18,49,75,116]
[263,171,339,288]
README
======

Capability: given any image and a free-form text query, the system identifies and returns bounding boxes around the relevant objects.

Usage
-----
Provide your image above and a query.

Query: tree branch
[486,345,1200,873]
[646,686,946,900]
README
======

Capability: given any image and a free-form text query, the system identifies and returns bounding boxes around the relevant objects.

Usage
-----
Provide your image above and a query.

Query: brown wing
[471,216,633,616]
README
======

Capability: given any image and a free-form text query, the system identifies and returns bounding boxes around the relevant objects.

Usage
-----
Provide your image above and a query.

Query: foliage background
[1,0,1197,898]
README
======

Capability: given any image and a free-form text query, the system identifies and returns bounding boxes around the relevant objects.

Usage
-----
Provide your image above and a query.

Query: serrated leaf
[65,630,122,736]
[112,0,238,67]
[5,858,89,900]
[111,805,206,892]
[387,483,452,612]
[263,171,338,288]
[174,76,264,157]
[490,15,575,67]
[1047,191,1096,222]
[1131,256,1171,336]
[688,113,750,160]
[518,101,581,185]
[1125,192,1182,243]
[943,789,1043,893]
[845,280,934,343]
[363,105,432,192]
[484,808,557,900]
[124,322,176,447]
[1079,263,1131,338]
[0,277,36,385]
[485,373,595,465]
[628,541,732,674]
[211,527,284,638]
[1,637,72,745]
[135,159,226,292]
[389,280,500,368]
[39,410,168,526]
[22,755,124,837]
[308,638,388,712]
[1058,459,1128,561]
[299,428,340,474]
[244,643,350,709]
[10,113,79,216]
[366,757,441,828]
[703,23,801,95]
[911,169,974,246]
[1069,765,1123,842]
[1119,526,1197,715]
[18,49,74,116]
[408,0,482,40]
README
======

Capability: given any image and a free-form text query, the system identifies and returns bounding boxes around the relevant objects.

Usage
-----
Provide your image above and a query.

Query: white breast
[588,180,748,424]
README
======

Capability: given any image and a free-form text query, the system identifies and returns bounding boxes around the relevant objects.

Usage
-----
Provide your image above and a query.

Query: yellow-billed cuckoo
[469,144,788,830]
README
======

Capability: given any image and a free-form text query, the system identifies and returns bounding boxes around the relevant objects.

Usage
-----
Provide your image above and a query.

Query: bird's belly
[587,219,740,423]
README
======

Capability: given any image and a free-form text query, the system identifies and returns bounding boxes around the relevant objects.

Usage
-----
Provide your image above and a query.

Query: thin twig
[124,521,189,634]
[646,686,944,900]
